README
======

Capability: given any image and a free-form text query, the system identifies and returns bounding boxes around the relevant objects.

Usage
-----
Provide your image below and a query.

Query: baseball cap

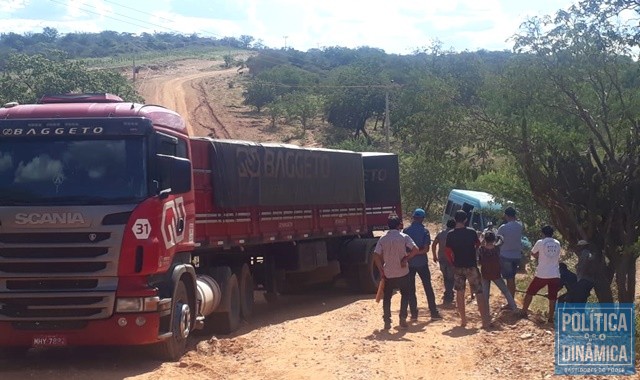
[504,207,516,217]
[413,208,426,218]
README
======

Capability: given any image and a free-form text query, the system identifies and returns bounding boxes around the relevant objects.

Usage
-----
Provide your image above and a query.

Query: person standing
[497,206,524,299]
[431,218,456,305]
[478,231,518,311]
[520,225,561,323]
[446,210,491,329]
[568,240,596,303]
[403,208,442,320]
[373,215,420,330]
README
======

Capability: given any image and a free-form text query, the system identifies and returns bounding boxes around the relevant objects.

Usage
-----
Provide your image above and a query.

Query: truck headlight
[116,297,160,313]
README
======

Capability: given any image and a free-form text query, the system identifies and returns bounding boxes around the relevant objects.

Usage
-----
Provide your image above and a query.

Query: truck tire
[155,280,192,361]
[342,239,380,293]
[353,257,381,294]
[204,273,241,334]
[237,264,254,320]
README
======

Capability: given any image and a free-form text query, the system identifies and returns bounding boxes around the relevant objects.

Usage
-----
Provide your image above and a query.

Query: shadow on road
[0,282,369,380]
[442,326,479,338]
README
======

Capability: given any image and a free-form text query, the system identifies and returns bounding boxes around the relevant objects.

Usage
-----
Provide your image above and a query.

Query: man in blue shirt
[403,208,442,320]
[497,206,524,299]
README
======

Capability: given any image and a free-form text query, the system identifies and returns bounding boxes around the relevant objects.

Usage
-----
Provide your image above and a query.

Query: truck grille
[0,292,115,321]
[0,228,122,322]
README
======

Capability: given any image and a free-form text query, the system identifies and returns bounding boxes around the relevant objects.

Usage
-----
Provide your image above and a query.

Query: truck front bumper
[0,312,164,347]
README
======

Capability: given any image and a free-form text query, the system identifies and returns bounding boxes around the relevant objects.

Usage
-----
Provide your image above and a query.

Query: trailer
[0,94,400,360]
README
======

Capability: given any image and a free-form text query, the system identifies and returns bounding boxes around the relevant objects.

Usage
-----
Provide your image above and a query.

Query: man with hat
[497,206,524,299]
[403,208,442,320]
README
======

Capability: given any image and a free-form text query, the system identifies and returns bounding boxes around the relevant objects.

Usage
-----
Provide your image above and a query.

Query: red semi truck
[0,94,401,360]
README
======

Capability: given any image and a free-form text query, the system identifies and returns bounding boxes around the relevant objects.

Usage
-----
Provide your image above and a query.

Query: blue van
[442,189,532,250]
[442,189,501,231]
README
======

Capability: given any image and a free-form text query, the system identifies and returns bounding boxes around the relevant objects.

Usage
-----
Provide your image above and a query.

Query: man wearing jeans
[497,206,524,299]
[373,215,420,330]
[403,208,442,320]
[431,218,456,305]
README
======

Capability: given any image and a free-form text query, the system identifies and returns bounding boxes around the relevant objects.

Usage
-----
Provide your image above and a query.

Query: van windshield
[0,138,147,205]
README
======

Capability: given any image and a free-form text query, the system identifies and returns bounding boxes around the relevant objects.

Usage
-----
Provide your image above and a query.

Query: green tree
[476,4,640,302]
[0,52,142,104]
[282,92,323,130]
[323,64,388,142]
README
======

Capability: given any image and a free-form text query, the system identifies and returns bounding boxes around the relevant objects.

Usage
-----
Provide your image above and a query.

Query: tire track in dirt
[138,63,237,138]
[192,81,232,139]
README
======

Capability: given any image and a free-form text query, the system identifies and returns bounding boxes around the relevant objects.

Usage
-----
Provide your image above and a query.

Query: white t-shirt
[374,229,417,279]
[532,237,561,279]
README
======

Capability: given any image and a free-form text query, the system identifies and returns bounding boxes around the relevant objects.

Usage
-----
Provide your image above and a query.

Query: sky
[0,0,578,54]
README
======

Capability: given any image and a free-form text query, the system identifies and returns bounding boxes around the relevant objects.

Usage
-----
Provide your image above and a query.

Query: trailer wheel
[357,254,382,293]
[343,239,380,294]
[155,280,192,361]
[204,273,241,334]
[237,264,254,320]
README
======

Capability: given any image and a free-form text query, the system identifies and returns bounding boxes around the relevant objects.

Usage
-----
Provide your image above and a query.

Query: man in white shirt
[520,225,561,323]
[373,215,419,330]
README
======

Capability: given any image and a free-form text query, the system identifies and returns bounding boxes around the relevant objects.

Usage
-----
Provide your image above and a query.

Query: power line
[100,0,223,39]
[48,0,220,41]
[253,80,401,89]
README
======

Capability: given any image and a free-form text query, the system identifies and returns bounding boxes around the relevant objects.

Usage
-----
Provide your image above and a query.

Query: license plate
[32,335,67,347]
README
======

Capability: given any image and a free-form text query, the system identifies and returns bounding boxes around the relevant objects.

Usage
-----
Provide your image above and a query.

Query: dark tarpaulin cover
[361,153,401,205]
[209,140,365,207]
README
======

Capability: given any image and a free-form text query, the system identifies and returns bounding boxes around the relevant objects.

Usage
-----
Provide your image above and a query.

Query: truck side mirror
[156,154,192,197]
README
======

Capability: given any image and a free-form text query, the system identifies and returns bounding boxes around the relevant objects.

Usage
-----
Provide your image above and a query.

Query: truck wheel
[237,264,254,320]
[155,280,192,361]
[354,256,381,294]
[343,239,380,293]
[204,273,241,334]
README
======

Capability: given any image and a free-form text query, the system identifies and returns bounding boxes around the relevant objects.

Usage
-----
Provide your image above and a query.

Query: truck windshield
[0,138,147,205]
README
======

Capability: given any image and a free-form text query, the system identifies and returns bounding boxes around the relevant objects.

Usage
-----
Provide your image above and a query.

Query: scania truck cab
[0,94,196,359]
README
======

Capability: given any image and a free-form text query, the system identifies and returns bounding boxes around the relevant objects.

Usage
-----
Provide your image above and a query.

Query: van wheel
[155,280,192,361]
[237,264,254,320]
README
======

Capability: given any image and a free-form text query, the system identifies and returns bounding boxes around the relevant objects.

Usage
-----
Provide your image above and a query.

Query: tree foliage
[0,29,256,66]
[475,2,640,302]
[0,52,141,104]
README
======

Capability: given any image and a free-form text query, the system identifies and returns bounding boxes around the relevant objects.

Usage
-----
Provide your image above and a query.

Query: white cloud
[0,0,579,53]
[0,0,29,14]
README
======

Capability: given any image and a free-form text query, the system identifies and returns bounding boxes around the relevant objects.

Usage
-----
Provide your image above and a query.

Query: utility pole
[132,54,136,83]
[384,84,391,151]
[283,35,288,50]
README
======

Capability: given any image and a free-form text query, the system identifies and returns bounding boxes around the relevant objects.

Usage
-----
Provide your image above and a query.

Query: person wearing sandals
[520,225,561,323]
[478,231,518,312]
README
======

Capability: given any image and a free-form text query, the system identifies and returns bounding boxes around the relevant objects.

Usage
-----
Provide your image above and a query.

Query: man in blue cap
[403,208,442,320]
